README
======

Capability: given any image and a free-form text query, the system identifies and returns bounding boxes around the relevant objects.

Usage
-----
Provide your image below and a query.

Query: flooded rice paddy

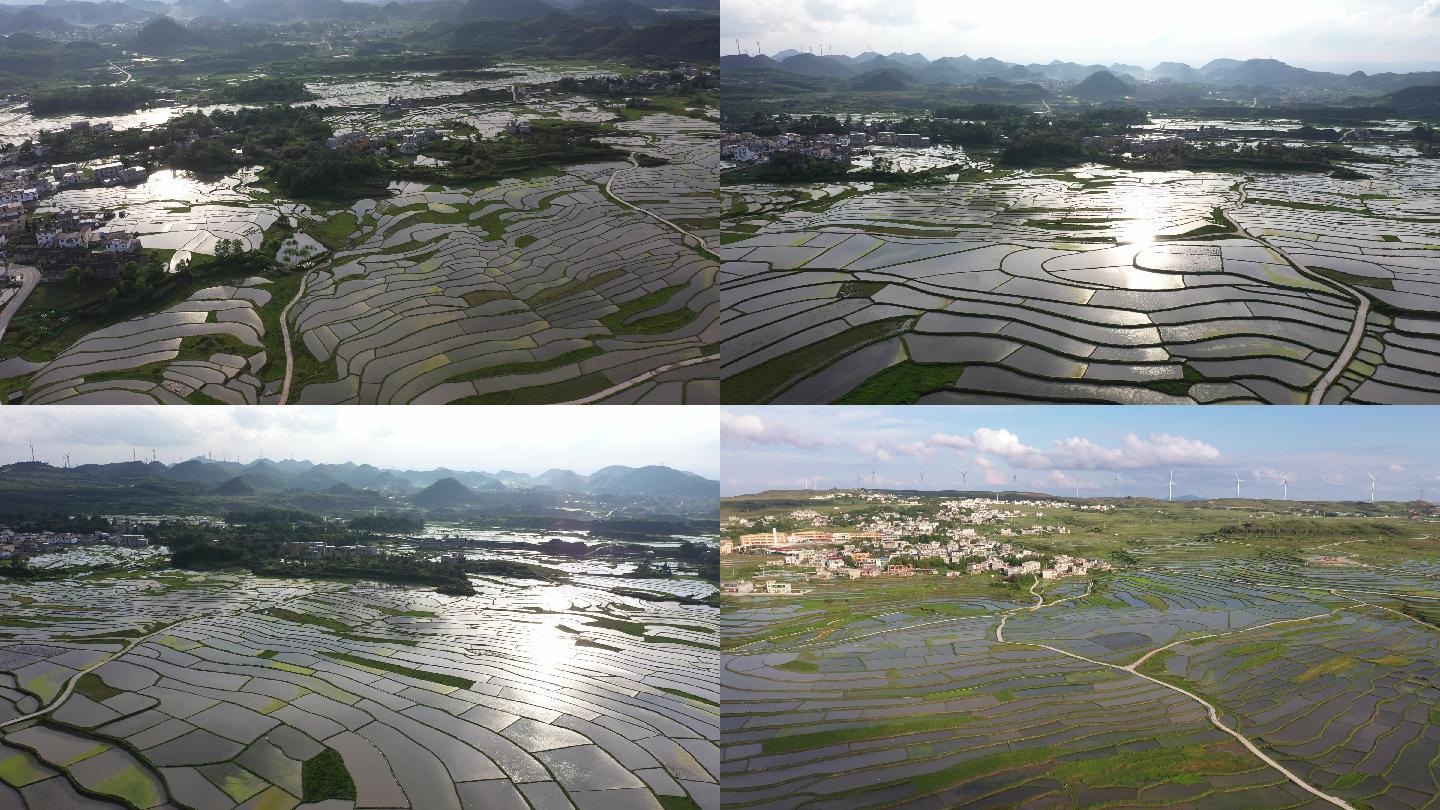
[0,543,719,810]
[721,145,1440,404]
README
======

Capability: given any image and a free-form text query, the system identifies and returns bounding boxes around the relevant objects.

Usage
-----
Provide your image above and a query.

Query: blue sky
[1,406,720,479]
[722,406,1438,501]
[722,0,1440,72]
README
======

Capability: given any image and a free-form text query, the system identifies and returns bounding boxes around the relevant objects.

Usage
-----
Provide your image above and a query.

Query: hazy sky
[722,0,1440,72]
[1,407,719,478]
[722,406,1439,501]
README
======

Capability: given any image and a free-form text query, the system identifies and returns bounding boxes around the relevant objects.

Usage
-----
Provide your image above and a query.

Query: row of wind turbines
[815,467,1412,503]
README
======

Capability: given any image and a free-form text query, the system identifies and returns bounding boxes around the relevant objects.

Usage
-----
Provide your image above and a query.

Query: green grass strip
[762,713,972,755]
[319,652,473,689]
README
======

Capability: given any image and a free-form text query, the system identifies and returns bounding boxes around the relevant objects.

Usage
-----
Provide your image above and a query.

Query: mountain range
[0,457,718,499]
[0,0,715,30]
[723,51,1440,95]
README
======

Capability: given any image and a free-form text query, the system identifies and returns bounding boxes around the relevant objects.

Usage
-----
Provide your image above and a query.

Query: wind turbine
[1167,469,1176,502]
[1234,473,1243,499]
[1367,473,1378,503]
[919,470,926,489]
[28,440,34,463]
[1280,476,1289,501]
[960,469,970,489]
[1113,474,1120,497]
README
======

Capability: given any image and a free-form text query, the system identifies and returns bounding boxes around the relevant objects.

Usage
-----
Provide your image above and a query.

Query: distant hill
[720,53,780,73]
[570,0,657,25]
[444,14,714,61]
[411,477,478,507]
[455,0,556,20]
[1072,69,1131,100]
[1150,61,1201,83]
[851,68,909,91]
[588,465,718,498]
[537,468,588,492]
[778,52,855,79]
[1378,85,1440,116]
[214,476,256,496]
[130,16,198,52]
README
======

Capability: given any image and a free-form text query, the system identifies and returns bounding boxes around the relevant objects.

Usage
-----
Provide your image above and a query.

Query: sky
[722,406,1440,501]
[0,406,720,478]
[721,0,1440,73]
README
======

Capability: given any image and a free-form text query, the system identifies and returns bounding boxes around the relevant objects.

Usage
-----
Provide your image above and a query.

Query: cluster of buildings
[1080,133,1188,154]
[280,541,384,560]
[326,126,442,156]
[0,155,146,259]
[722,494,1113,592]
[0,529,149,558]
[721,131,856,167]
[558,64,717,98]
[32,209,140,256]
[721,124,934,169]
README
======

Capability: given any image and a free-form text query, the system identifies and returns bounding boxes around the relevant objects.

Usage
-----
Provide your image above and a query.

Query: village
[721,492,1113,595]
[721,129,933,169]
[0,527,150,558]
[0,122,152,279]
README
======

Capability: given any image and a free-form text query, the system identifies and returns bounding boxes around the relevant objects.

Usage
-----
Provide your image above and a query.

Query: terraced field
[0,82,720,405]
[721,552,1440,809]
[1,562,719,809]
[4,279,276,404]
[719,147,1440,404]
[286,114,718,406]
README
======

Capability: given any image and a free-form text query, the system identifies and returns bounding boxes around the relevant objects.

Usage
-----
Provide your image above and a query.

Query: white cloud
[720,412,828,449]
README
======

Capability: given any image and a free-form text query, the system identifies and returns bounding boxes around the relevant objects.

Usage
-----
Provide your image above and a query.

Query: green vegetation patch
[585,617,646,637]
[1331,772,1366,790]
[600,284,697,335]
[575,638,623,652]
[762,714,972,755]
[0,748,52,787]
[177,331,257,363]
[301,748,357,803]
[74,673,124,703]
[1249,197,1365,214]
[319,652,473,689]
[92,764,163,808]
[1308,266,1395,291]
[658,687,717,706]
[264,608,349,633]
[527,270,627,308]
[305,212,358,252]
[443,346,603,385]
[339,634,418,647]
[723,316,914,404]
[911,748,1052,796]
[375,607,438,618]
[837,362,965,405]
[1049,741,1255,788]
[775,659,818,674]
[838,281,887,299]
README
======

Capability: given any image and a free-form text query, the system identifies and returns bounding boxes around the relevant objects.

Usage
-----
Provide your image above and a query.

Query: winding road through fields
[606,152,715,254]
[0,264,39,344]
[1219,180,1370,404]
[277,270,310,405]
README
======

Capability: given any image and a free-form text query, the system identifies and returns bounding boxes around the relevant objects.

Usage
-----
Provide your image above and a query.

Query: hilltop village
[721,491,1113,594]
